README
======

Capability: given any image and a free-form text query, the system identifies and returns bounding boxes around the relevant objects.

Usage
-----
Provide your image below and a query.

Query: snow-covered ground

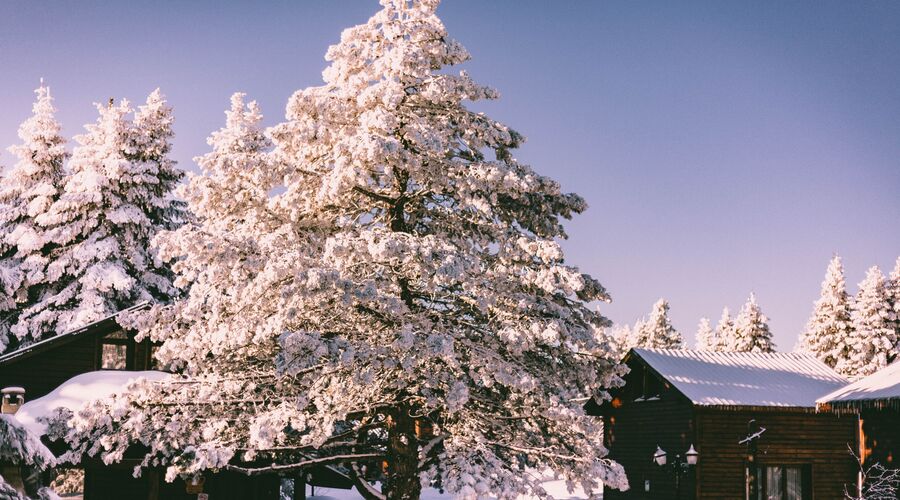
[304,475,594,500]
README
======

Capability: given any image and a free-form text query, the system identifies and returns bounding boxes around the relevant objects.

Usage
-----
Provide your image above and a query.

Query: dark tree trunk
[383,406,421,500]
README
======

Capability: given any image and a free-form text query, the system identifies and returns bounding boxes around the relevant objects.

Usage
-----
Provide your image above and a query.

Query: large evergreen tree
[630,298,683,349]
[65,3,628,499]
[12,91,185,343]
[0,82,69,351]
[695,317,717,351]
[797,256,853,370]
[841,266,896,379]
[729,293,775,353]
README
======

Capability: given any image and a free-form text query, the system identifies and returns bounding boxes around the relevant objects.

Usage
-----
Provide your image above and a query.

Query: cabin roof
[816,360,900,409]
[631,348,848,408]
[0,302,150,366]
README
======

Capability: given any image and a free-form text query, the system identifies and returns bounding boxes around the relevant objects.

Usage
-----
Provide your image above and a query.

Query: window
[99,330,131,370]
[756,465,811,500]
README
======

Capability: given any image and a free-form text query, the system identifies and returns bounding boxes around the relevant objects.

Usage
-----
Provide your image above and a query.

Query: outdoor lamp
[685,444,699,465]
[653,446,667,466]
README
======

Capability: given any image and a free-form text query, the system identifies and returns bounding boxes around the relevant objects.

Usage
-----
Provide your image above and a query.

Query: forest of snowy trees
[613,256,900,381]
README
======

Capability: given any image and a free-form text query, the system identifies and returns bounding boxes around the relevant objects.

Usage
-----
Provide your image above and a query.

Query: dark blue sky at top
[0,1,898,349]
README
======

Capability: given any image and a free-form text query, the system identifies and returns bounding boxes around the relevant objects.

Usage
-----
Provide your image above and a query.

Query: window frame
[96,329,134,370]
[755,463,812,500]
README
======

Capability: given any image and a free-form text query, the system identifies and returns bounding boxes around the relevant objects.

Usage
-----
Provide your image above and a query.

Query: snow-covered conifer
[886,257,900,358]
[797,256,853,370]
[0,83,69,352]
[841,266,896,379]
[12,92,185,343]
[713,307,734,352]
[64,3,627,499]
[609,323,633,356]
[695,317,717,350]
[730,293,775,353]
[630,299,683,349]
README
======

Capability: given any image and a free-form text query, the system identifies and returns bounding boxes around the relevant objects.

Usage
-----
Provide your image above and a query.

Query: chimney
[1,387,25,414]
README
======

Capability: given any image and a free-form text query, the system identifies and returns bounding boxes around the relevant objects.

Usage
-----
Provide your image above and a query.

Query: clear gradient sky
[0,1,898,349]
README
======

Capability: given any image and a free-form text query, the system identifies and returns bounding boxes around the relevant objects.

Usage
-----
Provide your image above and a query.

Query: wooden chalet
[587,348,859,500]
[0,303,158,401]
[817,360,900,472]
[0,304,352,500]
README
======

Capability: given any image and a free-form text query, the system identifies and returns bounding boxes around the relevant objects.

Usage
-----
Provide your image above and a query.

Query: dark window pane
[101,344,127,369]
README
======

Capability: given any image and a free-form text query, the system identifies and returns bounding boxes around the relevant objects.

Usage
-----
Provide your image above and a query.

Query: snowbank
[15,370,169,436]
[306,472,593,500]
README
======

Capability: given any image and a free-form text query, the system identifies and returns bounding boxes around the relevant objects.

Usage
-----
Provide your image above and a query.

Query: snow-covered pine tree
[609,323,633,356]
[886,257,900,359]
[11,91,185,343]
[695,317,717,350]
[64,3,628,499]
[841,266,896,379]
[713,306,734,352]
[630,299,683,349]
[797,256,853,370]
[0,82,69,352]
[730,293,775,353]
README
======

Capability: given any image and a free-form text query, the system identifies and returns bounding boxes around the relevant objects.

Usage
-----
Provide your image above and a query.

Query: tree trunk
[383,406,421,500]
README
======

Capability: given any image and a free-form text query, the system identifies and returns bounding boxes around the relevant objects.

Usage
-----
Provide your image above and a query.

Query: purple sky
[0,1,897,349]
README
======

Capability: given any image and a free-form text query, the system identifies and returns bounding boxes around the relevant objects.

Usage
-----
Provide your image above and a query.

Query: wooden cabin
[0,303,157,401]
[0,304,352,500]
[587,348,859,500]
[817,360,900,473]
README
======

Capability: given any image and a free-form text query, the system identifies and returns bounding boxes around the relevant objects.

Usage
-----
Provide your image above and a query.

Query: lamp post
[653,445,699,499]
[739,419,766,500]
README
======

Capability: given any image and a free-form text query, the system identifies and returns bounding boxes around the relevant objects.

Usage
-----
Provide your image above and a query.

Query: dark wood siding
[604,358,698,500]
[0,333,98,400]
[695,408,858,500]
[84,466,280,500]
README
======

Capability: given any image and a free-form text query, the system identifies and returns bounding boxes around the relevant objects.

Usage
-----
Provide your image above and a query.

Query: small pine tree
[631,298,683,349]
[695,317,717,350]
[798,256,853,370]
[12,91,185,343]
[730,293,775,353]
[713,306,735,352]
[842,266,896,379]
[620,318,646,350]
[886,257,900,360]
[0,82,69,352]
[609,323,632,357]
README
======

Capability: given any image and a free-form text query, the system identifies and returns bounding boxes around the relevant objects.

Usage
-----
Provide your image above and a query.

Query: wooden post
[293,476,306,500]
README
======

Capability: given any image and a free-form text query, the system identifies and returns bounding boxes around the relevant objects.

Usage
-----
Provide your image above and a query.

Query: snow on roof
[816,360,900,407]
[16,370,169,436]
[632,348,848,408]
